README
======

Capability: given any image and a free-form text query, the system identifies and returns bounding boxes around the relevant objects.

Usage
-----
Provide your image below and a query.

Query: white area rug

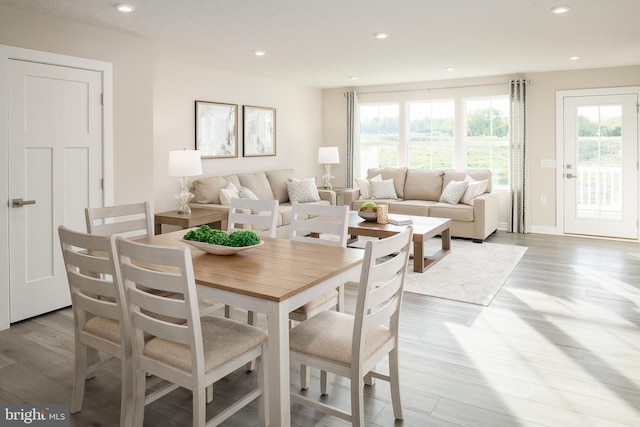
[351,237,527,306]
[403,239,527,306]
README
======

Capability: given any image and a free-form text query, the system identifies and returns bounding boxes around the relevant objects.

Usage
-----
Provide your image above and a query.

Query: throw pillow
[461,175,488,205]
[219,181,240,206]
[370,179,398,199]
[356,174,382,199]
[238,186,260,214]
[286,179,321,203]
[439,180,468,204]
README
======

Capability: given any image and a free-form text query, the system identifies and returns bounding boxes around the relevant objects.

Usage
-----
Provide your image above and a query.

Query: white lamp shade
[318,146,340,164]
[168,150,203,177]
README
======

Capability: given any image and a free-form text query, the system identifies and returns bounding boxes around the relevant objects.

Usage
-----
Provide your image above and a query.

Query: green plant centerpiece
[183,225,261,247]
[358,201,379,221]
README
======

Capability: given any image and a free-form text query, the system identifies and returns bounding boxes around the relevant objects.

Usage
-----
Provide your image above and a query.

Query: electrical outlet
[540,196,547,205]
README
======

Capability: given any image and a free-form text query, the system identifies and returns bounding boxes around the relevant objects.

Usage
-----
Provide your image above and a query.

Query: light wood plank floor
[1,231,639,426]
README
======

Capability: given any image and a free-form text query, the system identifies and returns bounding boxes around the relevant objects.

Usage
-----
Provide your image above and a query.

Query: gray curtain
[509,79,530,233]
[345,91,359,188]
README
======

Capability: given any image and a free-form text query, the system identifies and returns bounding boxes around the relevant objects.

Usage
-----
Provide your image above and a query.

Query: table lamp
[168,149,203,214]
[318,146,340,190]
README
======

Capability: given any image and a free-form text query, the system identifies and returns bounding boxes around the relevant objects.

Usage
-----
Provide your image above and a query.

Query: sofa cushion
[238,172,274,200]
[193,175,230,204]
[444,169,492,193]
[461,175,489,206]
[286,179,321,203]
[429,203,474,222]
[367,167,407,199]
[369,179,398,199]
[439,180,468,204]
[266,169,295,203]
[219,181,240,206]
[404,169,444,201]
[387,200,437,216]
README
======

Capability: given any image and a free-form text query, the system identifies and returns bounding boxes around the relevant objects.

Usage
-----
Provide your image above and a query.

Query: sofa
[344,168,499,242]
[189,169,335,238]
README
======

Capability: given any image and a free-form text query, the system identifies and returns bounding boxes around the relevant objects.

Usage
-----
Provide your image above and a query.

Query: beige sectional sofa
[344,168,499,242]
[189,169,335,238]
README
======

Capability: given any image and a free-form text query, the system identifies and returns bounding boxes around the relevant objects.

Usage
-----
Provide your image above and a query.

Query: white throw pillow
[219,181,240,206]
[439,180,468,205]
[370,179,398,199]
[286,179,321,203]
[461,175,488,206]
[356,174,382,199]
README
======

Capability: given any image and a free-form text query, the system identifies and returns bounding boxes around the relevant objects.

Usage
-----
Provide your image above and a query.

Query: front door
[562,92,638,239]
[8,59,104,322]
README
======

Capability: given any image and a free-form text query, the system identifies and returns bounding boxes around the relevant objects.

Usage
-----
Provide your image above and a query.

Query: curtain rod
[348,79,532,96]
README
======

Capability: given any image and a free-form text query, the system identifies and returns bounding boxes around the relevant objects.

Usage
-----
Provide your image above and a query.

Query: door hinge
[100,179,104,190]
[101,94,104,105]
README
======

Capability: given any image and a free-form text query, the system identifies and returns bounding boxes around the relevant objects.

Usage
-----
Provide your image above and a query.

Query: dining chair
[117,237,268,427]
[85,201,153,239]
[225,197,278,319]
[289,226,412,426]
[58,225,133,427]
[288,202,350,388]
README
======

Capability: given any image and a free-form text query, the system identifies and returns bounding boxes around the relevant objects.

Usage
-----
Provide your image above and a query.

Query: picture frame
[243,105,276,157]
[195,100,238,158]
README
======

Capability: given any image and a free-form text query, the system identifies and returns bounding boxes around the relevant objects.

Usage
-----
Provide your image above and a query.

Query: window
[357,90,509,188]
[408,101,455,169]
[359,104,399,170]
[464,97,509,186]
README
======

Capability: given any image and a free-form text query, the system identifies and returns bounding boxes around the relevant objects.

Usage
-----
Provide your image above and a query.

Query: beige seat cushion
[289,310,391,365]
[143,316,267,372]
[429,203,474,222]
[292,289,339,314]
[84,316,121,344]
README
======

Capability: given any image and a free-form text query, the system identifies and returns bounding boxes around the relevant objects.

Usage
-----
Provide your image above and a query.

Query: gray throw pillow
[439,180,468,204]
[370,179,397,199]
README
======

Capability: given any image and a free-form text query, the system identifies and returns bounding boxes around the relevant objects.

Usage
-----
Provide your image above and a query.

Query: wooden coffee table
[347,212,451,273]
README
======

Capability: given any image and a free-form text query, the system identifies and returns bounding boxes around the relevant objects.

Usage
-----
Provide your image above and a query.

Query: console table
[154,208,229,235]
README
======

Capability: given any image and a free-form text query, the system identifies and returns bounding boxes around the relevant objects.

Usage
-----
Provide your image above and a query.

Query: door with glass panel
[562,94,638,239]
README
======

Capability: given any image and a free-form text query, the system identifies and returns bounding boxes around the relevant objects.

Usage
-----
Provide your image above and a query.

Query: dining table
[140,229,364,426]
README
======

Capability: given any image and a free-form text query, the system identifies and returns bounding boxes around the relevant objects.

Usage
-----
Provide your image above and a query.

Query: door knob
[565,173,577,179]
[12,198,36,207]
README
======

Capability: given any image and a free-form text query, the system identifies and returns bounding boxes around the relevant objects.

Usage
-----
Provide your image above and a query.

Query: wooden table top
[348,211,450,237]
[140,230,364,302]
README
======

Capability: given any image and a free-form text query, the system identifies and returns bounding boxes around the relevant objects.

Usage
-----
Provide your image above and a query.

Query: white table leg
[266,300,290,426]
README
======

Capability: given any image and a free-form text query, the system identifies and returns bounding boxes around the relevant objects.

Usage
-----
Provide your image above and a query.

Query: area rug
[351,238,527,306]
[404,239,527,305]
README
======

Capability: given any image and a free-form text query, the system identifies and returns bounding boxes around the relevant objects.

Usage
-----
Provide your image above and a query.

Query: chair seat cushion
[289,310,391,365]
[84,316,121,344]
[292,289,339,314]
[143,316,267,372]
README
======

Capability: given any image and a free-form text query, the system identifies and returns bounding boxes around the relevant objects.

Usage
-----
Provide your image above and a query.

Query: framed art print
[243,105,276,157]
[195,100,238,158]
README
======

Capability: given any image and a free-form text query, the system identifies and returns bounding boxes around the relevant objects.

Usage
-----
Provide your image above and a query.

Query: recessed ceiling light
[349,76,358,80]
[568,55,580,60]
[373,32,389,39]
[551,6,570,14]
[445,67,455,72]
[254,50,266,56]
[115,3,135,13]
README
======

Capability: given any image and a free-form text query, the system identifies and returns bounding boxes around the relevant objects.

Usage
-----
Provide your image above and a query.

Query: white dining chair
[117,237,268,427]
[58,226,133,426]
[289,226,412,426]
[85,201,153,239]
[288,202,350,388]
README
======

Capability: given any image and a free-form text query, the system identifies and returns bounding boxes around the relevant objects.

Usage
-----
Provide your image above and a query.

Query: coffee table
[348,212,451,273]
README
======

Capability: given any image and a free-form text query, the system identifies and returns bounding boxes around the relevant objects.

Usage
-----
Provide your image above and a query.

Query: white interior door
[562,93,638,239]
[8,60,103,322]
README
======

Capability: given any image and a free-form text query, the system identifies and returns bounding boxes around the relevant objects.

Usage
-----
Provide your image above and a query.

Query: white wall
[153,57,324,212]
[323,66,640,231]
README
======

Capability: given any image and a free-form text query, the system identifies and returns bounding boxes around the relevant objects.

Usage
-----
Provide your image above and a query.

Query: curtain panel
[345,91,359,188]
[509,79,530,233]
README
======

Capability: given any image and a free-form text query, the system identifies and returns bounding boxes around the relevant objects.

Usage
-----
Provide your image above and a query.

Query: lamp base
[322,164,334,190]
[176,177,194,215]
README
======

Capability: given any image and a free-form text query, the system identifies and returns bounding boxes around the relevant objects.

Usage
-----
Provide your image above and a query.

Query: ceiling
[1,0,639,88]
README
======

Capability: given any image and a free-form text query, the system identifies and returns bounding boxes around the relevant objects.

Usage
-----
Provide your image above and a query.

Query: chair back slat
[227,198,279,237]
[290,203,349,247]
[121,262,186,294]
[128,286,188,320]
[86,202,153,239]
[132,310,190,346]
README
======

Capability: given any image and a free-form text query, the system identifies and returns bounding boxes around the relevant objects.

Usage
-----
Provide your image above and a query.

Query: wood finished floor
[1,231,640,426]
